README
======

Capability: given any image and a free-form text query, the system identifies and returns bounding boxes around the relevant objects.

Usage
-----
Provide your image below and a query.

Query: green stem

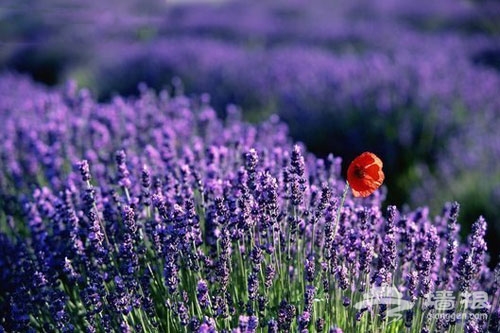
[332,183,349,243]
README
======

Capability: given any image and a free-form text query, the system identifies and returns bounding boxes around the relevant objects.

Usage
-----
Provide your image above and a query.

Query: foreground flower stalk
[0,81,498,332]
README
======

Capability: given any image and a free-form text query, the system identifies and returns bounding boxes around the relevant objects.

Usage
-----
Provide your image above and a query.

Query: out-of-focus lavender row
[0,73,292,210]
[0,74,498,331]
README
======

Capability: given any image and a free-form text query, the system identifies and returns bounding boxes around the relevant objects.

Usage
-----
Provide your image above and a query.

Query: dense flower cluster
[0,75,499,332]
[2,0,500,239]
[86,0,500,261]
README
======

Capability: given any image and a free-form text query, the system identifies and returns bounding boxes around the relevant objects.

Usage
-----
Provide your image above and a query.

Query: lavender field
[1,0,500,332]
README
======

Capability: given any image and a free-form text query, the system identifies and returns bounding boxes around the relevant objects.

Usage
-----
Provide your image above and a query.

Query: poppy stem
[332,183,349,242]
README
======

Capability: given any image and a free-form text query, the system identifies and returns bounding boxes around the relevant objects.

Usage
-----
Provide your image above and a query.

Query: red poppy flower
[347,152,384,198]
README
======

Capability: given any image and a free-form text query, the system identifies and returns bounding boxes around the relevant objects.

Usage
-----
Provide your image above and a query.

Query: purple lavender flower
[247,315,258,333]
[457,252,474,292]
[264,264,276,288]
[189,317,200,332]
[443,201,460,287]
[238,315,249,331]
[0,70,498,332]
[250,245,263,269]
[115,150,132,190]
[315,318,325,332]
[405,271,418,303]
[304,256,316,282]
[197,279,210,309]
[141,165,151,206]
[277,301,296,332]
[290,145,305,177]
[298,311,310,330]
[464,319,480,333]
[304,285,315,313]
[244,149,259,173]
[247,272,259,301]
[198,322,216,333]
[267,318,278,333]
[79,160,91,182]
[336,264,349,290]
[177,301,189,326]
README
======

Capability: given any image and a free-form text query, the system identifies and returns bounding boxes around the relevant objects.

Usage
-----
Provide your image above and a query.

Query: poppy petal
[347,152,384,198]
